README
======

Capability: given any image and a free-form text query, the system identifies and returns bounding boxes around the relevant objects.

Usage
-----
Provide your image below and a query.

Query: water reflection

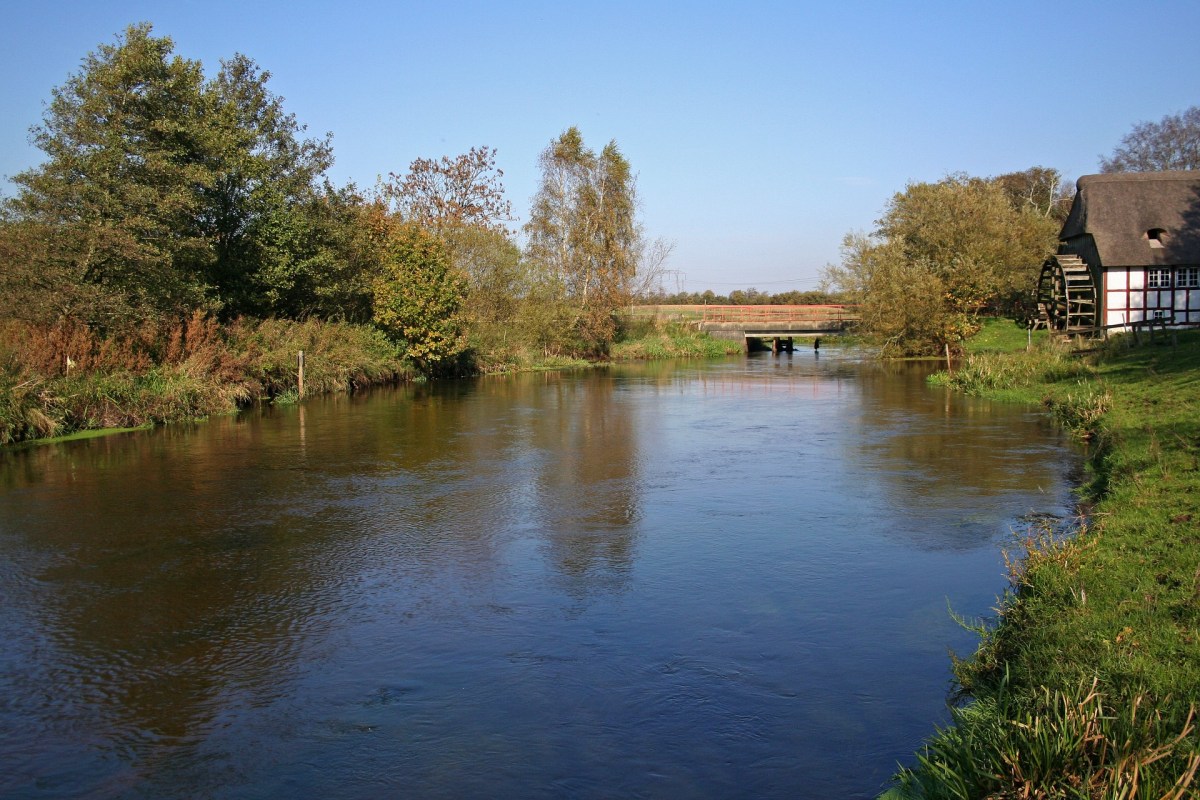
[0,347,1081,799]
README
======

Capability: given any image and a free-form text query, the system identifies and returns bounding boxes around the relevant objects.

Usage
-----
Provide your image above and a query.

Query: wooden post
[297,350,305,399]
[945,343,952,371]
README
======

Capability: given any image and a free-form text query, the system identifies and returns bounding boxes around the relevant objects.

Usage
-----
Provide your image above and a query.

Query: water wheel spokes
[1038,254,1097,335]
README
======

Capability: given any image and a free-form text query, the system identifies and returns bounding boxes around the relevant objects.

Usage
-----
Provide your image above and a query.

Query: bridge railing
[698,304,860,324]
[628,304,860,324]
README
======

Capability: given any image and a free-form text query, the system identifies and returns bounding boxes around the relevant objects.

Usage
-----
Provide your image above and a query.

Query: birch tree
[525,127,645,350]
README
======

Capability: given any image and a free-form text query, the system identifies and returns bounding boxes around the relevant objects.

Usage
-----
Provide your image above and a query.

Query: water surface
[0,348,1081,798]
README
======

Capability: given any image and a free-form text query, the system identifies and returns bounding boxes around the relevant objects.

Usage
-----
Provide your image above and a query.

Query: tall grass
[887,675,1198,799]
[0,316,408,445]
[929,342,1110,440]
[610,322,743,360]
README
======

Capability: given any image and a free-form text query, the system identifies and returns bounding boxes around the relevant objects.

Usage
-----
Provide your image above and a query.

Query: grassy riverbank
[610,321,745,360]
[889,329,1200,798]
[0,317,740,446]
[0,316,410,446]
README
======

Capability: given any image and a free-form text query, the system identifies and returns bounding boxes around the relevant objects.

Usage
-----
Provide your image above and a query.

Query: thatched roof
[1060,171,1200,267]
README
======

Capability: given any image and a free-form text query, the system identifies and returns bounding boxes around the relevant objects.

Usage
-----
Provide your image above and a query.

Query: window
[1179,267,1200,288]
[1152,309,1166,321]
[1147,268,1172,288]
[1146,228,1167,249]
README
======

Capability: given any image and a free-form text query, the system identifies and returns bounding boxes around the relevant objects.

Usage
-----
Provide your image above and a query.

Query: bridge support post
[786,337,794,353]
[772,337,780,354]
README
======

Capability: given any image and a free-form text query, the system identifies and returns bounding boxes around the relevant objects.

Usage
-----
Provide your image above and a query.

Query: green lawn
[964,317,1049,354]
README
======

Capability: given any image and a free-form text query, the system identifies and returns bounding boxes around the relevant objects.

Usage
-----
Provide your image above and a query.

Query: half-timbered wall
[1104,267,1200,328]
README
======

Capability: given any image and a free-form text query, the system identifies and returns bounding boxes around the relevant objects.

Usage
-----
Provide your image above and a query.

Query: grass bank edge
[887,330,1200,797]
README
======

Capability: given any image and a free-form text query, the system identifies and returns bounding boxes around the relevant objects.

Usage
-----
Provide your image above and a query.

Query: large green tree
[4,23,214,324]
[1,24,342,327]
[367,210,468,373]
[200,53,335,318]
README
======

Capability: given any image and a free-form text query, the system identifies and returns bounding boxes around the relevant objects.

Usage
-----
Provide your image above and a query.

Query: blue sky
[2,1,1198,292]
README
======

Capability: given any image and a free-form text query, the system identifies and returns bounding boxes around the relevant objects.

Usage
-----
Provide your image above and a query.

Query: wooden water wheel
[1036,254,1098,334]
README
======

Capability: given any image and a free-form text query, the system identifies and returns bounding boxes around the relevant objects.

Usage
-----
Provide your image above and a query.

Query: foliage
[645,288,845,305]
[875,173,1060,315]
[0,23,341,327]
[525,127,670,352]
[990,166,1073,223]
[822,172,1061,356]
[4,23,215,324]
[0,26,719,427]
[382,145,514,238]
[369,221,468,373]
[887,674,1198,800]
[1100,106,1200,172]
[930,341,1095,395]
[200,53,336,318]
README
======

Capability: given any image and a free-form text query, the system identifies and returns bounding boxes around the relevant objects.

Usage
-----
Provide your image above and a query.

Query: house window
[1146,228,1167,249]
[1179,267,1200,288]
[1152,309,1167,321]
[1147,268,1172,288]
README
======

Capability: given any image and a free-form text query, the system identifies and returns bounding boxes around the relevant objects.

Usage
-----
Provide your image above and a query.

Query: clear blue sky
[2,1,1198,292]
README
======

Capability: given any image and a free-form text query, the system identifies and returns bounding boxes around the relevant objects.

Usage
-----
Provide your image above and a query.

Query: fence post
[298,350,305,399]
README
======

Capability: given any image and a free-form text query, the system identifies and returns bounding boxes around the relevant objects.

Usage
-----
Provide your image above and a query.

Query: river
[0,347,1081,799]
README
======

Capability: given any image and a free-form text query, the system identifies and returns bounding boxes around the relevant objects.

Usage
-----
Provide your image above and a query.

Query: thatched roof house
[1060,171,1200,270]
[1039,171,1200,332]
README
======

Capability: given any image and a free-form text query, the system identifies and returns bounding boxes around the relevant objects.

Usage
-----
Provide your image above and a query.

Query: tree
[1100,106,1200,172]
[382,146,514,239]
[200,53,335,318]
[2,24,347,327]
[525,127,648,351]
[992,166,1072,222]
[368,214,468,373]
[5,23,215,324]
[822,172,1061,355]
[874,173,1060,316]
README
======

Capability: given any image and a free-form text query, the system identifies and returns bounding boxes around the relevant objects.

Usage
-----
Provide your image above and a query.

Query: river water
[0,348,1081,799]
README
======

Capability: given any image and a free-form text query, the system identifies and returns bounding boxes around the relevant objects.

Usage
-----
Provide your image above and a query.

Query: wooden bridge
[631,304,860,352]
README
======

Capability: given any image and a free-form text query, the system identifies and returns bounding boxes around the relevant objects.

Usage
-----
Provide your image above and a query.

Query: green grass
[610,323,744,360]
[893,330,1200,798]
[961,317,1049,354]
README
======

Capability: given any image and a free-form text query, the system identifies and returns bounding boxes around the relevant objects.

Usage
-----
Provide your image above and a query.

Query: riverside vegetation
[888,326,1200,798]
[0,314,739,446]
[0,25,743,447]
